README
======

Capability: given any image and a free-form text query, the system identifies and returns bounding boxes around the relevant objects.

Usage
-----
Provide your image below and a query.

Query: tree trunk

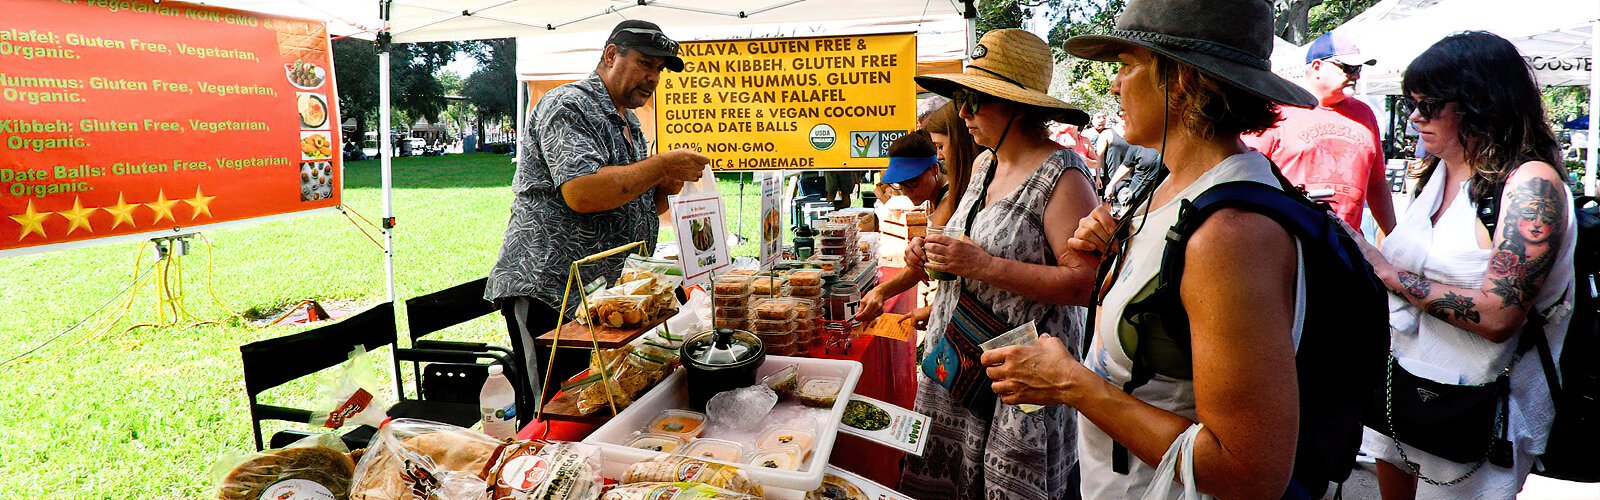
[1276,0,1320,45]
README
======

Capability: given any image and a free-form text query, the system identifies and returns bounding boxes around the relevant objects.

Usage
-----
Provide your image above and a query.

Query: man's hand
[658,148,709,183]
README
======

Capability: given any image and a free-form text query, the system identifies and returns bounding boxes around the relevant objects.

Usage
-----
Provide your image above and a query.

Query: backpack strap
[1110,179,1342,475]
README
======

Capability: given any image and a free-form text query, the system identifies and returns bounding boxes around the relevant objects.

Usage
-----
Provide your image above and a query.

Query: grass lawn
[0,153,846,498]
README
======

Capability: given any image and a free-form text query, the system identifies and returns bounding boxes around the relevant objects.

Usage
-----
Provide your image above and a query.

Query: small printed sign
[835,394,929,456]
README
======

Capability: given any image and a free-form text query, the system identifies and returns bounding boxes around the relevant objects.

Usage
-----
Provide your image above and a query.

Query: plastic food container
[796,376,844,408]
[785,285,824,298]
[714,307,748,319]
[713,275,753,296]
[624,432,688,453]
[818,236,847,247]
[714,317,748,330]
[756,426,817,458]
[714,294,749,308]
[748,445,804,471]
[786,270,823,287]
[751,319,797,334]
[818,245,849,257]
[752,298,801,320]
[749,276,783,296]
[643,409,706,438]
[762,364,800,396]
[681,438,746,463]
[817,223,851,238]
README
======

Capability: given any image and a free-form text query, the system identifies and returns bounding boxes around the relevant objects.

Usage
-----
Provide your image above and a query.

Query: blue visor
[881,155,938,184]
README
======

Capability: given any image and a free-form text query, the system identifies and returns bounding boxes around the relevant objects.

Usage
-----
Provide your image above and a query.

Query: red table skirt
[517,267,920,488]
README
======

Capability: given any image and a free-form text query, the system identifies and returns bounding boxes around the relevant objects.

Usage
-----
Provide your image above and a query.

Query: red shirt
[1244,98,1385,231]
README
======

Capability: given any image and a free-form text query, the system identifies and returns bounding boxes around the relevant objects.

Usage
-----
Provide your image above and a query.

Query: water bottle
[479,364,517,440]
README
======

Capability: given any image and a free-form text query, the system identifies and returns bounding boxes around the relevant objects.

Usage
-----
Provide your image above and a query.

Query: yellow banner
[656,33,917,171]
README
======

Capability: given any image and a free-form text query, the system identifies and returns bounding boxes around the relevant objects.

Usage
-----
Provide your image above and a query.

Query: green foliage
[1544,86,1590,126]
[1307,0,1380,41]
[462,38,519,127]
[332,39,460,140]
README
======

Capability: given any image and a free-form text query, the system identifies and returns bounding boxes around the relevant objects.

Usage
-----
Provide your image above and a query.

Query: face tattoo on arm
[1486,177,1565,308]
[1426,291,1482,324]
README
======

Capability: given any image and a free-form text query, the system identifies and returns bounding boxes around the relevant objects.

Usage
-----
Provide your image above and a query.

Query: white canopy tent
[1325,0,1598,194]
[196,0,975,302]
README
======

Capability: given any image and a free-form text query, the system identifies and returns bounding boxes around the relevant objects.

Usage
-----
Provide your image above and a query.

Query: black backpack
[1473,191,1600,482]
[1095,174,1390,499]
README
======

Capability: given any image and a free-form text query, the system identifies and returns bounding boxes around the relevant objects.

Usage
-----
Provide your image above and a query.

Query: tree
[461,38,518,144]
[332,39,459,146]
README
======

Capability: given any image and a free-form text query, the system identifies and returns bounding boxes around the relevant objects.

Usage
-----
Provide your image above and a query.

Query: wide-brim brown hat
[1063,0,1316,109]
[916,29,1091,126]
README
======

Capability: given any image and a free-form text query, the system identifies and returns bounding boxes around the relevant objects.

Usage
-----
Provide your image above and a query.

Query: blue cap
[1305,32,1376,66]
[881,156,938,184]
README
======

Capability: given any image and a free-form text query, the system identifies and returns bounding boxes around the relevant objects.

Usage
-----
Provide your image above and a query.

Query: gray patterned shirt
[485,72,658,312]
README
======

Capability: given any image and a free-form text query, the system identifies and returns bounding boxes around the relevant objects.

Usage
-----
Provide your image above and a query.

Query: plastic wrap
[349,419,603,500]
[619,455,762,496]
[213,433,354,500]
[311,347,390,430]
[600,482,758,500]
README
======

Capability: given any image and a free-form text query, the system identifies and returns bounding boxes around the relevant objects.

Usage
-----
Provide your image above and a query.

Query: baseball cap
[607,20,685,72]
[1305,32,1376,66]
[881,155,938,185]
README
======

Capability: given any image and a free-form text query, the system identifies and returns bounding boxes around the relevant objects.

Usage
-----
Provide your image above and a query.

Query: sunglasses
[1333,61,1363,77]
[952,89,992,115]
[1403,96,1453,119]
[890,163,940,191]
[614,28,679,55]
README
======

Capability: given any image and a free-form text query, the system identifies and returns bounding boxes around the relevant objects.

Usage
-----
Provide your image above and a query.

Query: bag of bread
[213,433,356,500]
[349,419,501,500]
[311,347,390,430]
[482,441,603,500]
[601,482,758,500]
[620,455,762,497]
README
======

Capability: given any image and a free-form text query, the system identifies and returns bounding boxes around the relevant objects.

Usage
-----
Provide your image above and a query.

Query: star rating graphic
[6,189,219,241]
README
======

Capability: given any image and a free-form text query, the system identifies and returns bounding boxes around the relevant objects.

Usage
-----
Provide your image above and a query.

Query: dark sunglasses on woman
[952,89,992,115]
[1403,95,1452,119]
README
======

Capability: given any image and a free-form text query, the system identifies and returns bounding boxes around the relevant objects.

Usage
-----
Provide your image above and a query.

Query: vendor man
[486,20,708,403]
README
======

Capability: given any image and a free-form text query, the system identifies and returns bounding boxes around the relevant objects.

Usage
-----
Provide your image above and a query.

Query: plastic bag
[1139,423,1208,500]
[564,345,672,416]
[601,482,757,500]
[349,419,500,500]
[311,347,390,430]
[619,455,762,497]
[482,440,605,500]
[213,433,355,500]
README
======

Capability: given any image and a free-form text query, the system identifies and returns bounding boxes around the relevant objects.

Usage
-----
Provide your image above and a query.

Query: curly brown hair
[1151,54,1282,139]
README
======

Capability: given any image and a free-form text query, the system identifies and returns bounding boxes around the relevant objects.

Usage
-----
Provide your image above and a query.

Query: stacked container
[712,275,753,331]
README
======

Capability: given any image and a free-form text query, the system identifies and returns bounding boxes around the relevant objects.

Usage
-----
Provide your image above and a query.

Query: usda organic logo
[809,124,836,151]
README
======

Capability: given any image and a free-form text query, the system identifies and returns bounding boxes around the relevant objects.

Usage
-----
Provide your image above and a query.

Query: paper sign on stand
[818,465,913,500]
[670,167,731,288]
[836,394,930,456]
[758,171,783,269]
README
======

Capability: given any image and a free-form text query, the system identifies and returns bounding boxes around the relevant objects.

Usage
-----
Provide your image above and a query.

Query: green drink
[924,225,962,281]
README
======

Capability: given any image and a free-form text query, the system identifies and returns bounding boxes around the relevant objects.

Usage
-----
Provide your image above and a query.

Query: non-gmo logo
[809,124,836,151]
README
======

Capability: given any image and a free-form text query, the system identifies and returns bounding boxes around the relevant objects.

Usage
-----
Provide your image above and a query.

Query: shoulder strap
[1157,181,1354,293]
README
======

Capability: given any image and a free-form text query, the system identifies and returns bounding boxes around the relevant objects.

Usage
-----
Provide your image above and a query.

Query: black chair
[240,302,489,451]
[240,302,399,451]
[398,278,532,427]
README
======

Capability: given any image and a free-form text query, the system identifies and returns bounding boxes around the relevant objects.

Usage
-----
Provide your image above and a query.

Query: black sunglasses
[1333,61,1363,77]
[1403,96,1453,119]
[613,28,679,54]
[952,89,992,115]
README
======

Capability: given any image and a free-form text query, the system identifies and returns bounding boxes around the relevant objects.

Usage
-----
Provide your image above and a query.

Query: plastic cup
[924,225,964,281]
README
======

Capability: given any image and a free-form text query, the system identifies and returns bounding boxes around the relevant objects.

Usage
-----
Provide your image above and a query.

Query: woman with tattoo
[1349,31,1577,499]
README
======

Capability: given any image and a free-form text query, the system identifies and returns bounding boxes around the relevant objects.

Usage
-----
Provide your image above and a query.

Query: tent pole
[516,80,527,167]
[1586,19,1597,196]
[963,0,976,64]
[379,35,397,304]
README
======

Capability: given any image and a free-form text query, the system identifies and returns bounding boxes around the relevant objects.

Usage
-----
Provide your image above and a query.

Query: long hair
[1403,31,1565,201]
[925,101,981,204]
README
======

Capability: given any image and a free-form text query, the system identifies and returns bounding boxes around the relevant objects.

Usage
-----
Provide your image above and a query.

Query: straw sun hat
[916,29,1090,126]
[1063,0,1316,108]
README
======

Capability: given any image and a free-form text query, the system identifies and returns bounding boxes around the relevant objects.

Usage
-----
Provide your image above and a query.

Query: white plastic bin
[583,356,864,499]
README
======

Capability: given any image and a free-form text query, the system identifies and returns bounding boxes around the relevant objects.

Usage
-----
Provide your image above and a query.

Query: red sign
[1,0,342,256]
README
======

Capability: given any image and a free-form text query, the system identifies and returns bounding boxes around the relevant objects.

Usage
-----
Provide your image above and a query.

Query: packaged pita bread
[600,482,758,500]
[349,419,603,500]
[213,433,354,500]
[619,455,761,497]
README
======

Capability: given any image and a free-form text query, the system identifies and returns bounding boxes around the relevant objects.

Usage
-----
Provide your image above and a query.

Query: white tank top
[1381,164,1576,454]
[1078,152,1306,499]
